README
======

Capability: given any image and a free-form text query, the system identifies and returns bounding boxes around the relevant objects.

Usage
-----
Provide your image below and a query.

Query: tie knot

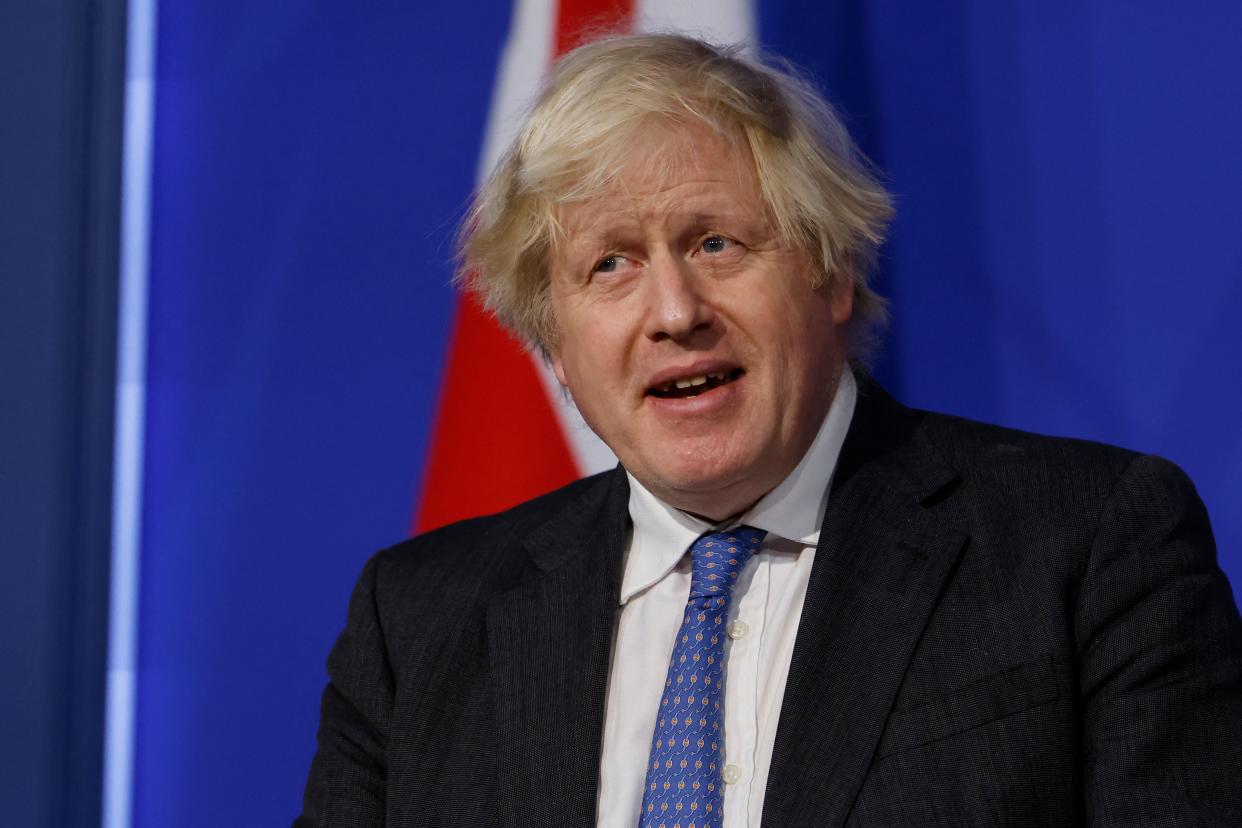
[688,527,765,599]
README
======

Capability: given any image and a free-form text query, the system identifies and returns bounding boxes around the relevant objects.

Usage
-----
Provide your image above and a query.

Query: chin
[650,455,762,501]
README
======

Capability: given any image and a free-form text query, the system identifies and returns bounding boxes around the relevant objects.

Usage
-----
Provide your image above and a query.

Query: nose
[641,253,716,342]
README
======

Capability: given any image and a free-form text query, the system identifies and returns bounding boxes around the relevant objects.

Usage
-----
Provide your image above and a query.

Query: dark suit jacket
[296,380,1242,826]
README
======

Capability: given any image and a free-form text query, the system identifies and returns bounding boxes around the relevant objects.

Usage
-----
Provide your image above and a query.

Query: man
[298,35,1242,826]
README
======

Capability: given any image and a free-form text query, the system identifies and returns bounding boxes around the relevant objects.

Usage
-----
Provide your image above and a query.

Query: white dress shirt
[596,371,857,827]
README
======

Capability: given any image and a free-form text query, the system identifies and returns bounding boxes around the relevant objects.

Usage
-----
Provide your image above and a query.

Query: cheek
[749,286,840,394]
[737,278,824,350]
[548,294,595,383]
[560,350,593,397]
[566,309,638,376]
[559,337,623,417]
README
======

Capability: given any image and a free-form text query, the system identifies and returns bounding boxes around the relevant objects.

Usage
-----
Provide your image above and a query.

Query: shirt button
[722,764,742,785]
[727,619,749,640]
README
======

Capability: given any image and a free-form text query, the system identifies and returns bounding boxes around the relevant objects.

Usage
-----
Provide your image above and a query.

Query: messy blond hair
[457,33,894,354]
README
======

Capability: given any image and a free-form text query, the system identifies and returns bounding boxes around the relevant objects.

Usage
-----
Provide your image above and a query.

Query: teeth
[656,371,735,394]
[675,374,709,389]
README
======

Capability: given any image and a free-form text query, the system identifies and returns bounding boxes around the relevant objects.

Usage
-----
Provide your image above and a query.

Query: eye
[700,235,734,254]
[594,255,621,273]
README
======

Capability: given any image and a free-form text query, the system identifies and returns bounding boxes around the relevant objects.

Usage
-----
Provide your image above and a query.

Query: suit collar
[834,371,960,505]
[520,466,630,575]
[763,373,967,827]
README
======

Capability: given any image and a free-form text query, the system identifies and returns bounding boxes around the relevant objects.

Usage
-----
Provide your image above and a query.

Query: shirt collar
[621,370,857,604]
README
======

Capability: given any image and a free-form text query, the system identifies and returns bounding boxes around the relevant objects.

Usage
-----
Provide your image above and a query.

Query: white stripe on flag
[476,0,557,184]
[634,0,756,48]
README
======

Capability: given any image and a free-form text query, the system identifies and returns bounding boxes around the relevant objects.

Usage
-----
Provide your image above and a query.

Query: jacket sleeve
[1076,455,1242,826]
[295,553,392,827]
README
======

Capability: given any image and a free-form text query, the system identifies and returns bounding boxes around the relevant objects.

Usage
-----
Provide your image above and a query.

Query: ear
[830,280,854,326]
[550,349,569,388]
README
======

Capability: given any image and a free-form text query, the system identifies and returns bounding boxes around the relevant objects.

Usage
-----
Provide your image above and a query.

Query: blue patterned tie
[638,527,766,828]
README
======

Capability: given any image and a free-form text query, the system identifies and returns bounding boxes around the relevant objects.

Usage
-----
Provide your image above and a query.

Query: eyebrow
[569,206,755,243]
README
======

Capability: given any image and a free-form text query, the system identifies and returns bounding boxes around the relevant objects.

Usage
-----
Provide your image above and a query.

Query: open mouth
[647,368,744,399]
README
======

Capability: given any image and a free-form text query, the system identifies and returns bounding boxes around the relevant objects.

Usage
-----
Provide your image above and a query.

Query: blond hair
[457,33,894,354]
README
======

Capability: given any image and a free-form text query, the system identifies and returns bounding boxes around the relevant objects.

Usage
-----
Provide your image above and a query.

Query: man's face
[548,124,852,520]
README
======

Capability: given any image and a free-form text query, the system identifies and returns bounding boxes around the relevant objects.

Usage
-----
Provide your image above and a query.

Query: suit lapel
[487,469,629,827]
[764,380,967,828]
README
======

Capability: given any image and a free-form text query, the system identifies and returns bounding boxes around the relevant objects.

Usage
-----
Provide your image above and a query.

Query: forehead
[555,122,766,241]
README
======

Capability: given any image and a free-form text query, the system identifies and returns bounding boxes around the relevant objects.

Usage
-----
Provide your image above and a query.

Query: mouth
[647,367,745,399]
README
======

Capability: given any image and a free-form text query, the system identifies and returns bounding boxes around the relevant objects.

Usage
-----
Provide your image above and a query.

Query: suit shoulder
[368,468,619,593]
[920,408,1144,480]
[912,408,1202,540]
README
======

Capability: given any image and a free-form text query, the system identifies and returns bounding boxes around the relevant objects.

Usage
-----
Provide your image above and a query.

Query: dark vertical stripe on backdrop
[0,0,127,825]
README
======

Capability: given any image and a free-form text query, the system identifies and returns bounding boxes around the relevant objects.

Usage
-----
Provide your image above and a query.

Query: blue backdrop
[134,2,1241,824]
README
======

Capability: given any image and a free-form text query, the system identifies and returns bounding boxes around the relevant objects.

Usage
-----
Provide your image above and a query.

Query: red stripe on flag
[413,0,636,533]
[554,0,634,55]
[415,294,580,533]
